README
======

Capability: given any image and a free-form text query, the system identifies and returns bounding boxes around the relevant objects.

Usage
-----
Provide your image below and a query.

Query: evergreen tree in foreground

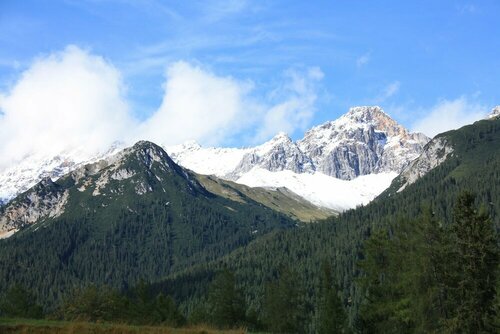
[317,261,349,334]
[0,285,43,319]
[206,269,246,328]
[262,267,307,333]
[446,192,499,333]
[357,229,411,333]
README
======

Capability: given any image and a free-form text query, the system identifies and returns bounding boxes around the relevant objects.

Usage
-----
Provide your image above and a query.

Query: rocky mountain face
[168,106,430,181]
[0,141,200,237]
[390,107,500,194]
[396,137,454,192]
[297,106,429,179]
[227,132,315,179]
[0,177,68,238]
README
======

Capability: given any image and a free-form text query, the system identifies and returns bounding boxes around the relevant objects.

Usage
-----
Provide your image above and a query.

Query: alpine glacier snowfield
[237,168,397,211]
[167,141,249,177]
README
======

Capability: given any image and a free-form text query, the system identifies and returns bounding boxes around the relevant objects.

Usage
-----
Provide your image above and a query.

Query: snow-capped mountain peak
[297,106,429,180]
[488,106,500,119]
[228,132,314,179]
[253,131,293,154]
[0,142,125,205]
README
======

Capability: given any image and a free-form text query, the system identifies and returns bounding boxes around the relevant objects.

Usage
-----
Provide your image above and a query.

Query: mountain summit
[164,106,429,210]
[169,106,429,180]
[298,106,429,179]
[488,106,500,119]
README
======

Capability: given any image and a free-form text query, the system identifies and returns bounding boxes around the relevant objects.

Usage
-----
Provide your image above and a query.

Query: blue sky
[0,0,498,156]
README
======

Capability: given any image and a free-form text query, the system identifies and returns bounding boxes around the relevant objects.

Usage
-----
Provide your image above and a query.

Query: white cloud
[373,81,400,104]
[412,97,489,137]
[0,45,135,170]
[0,46,324,171]
[356,52,370,68]
[383,81,400,98]
[139,61,258,146]
[253,67,323,142]
[141,63,324,146]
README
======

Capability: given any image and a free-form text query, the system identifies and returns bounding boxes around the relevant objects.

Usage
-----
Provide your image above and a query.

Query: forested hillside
[0,142,295,307]
[152,117,500,331]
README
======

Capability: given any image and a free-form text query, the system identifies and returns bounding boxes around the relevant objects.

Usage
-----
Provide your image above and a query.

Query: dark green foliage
[317,262,349,334]
[261,267,306,334]
[408,207,450,333]
[0,285,43,319]
[357,228,413,334]
[206,269,246,328]
[61,285,126,322]
[357,193,499,333]
[445,192,498,333]
[148,293,185,326]
[60,283,185,326]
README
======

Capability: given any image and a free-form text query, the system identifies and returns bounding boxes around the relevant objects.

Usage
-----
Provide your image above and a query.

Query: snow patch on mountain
[0,143,124,204]
[237,168,397,211]
[167,141,249,177]
[488,106,500,119]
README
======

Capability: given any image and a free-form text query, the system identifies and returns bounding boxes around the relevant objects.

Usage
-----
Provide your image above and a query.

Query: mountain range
[0,106,430,212]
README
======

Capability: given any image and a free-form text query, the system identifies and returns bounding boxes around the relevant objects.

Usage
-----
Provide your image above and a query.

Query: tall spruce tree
[446,192,499,333]
[357,229,412,333]
[409,206,451,333]
[262,267,306,334]
[207,269,246,328]
[317,261,349,334]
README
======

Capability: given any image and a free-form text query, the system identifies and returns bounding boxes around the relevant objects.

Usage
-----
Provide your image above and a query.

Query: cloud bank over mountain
[0,46,322,170]
[412,97,489,137]
[0,46,133,170]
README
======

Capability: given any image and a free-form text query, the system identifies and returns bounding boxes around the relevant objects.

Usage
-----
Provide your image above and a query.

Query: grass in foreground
[0,318,247,334]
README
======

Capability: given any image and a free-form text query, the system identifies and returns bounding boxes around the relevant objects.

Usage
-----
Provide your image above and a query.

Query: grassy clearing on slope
[197,174,336,222]
[0,318,247,334]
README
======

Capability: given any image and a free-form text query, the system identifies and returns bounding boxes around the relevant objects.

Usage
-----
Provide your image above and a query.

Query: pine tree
[207,269,246,328]
[446,192,499,333]
[152,293,185,326]
[262,267,306,334]
[357,229,402,333]
[317,261,349,334]
[409,206,450,333]
[0,284,43,319]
